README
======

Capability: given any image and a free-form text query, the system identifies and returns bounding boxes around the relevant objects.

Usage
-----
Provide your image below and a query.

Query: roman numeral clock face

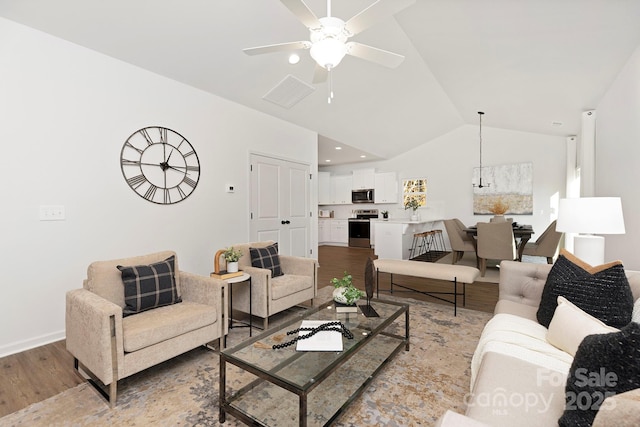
[120,126,200,204]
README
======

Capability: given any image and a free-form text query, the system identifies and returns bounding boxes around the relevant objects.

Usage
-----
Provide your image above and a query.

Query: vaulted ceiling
[2,0,640,165]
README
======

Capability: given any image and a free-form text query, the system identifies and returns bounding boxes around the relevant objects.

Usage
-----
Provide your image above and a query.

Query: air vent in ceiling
[263,74,315,109]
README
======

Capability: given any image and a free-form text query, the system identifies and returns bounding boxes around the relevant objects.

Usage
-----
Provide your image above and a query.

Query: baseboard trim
[0,330,65,358]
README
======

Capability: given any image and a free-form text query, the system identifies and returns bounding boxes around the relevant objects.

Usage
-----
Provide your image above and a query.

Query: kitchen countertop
[371,218,443,224]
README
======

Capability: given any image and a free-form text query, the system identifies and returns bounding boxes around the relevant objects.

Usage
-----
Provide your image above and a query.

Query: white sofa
[437,260,640,427]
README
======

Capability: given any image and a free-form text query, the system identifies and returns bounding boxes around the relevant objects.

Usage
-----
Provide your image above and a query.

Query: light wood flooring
[0,245,498,418]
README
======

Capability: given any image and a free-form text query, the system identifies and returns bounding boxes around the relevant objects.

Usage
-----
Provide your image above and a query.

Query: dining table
[463,224,535,261]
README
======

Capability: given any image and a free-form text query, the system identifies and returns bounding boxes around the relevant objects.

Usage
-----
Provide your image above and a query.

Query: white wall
[595,44,640,269]
[0,18,318,356]
[323,125,566,239]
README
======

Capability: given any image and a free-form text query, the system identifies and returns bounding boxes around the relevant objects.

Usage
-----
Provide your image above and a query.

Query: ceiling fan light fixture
[310,38,347,69]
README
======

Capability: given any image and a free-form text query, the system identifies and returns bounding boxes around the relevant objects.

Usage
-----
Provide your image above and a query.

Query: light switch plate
[39,205,65,221]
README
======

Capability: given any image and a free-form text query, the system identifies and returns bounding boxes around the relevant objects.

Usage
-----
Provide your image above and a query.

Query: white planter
[227,261,239,273]
[334,286,363,305]
[410,213,419,221]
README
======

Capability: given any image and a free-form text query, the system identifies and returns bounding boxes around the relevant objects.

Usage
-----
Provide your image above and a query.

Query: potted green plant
[331,271,365,305]
[404,197,421,221]
[223,246,242,273]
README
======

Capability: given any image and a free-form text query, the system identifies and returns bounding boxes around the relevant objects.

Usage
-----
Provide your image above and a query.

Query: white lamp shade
[557,197,625,234]
[310,38,347,69]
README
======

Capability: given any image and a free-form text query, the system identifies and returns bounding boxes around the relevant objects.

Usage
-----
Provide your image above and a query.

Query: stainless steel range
[348,209,378,248]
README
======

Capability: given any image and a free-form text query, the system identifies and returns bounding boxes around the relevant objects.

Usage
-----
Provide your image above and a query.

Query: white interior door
[250,154,311,257]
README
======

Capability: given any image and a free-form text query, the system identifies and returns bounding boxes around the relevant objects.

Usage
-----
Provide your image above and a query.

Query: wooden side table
[224,272,252,337]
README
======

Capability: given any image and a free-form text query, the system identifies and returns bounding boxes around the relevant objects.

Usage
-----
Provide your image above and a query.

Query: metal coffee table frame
[219,298,409,426]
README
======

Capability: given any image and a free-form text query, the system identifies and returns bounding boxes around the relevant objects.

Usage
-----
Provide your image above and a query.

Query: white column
[564,135,578,252]
[580,110,596,197]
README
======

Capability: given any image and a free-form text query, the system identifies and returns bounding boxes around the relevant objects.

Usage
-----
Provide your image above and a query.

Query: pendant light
[473,111,490,188]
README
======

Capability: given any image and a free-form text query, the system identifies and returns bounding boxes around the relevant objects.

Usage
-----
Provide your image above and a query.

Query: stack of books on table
[334,302,358,313]
[210,270,244,280]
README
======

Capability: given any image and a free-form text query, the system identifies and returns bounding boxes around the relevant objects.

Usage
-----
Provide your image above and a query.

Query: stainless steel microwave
[352,189,374,203]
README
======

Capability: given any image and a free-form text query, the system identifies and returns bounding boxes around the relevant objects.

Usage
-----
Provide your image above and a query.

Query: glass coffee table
[219,298,409,426]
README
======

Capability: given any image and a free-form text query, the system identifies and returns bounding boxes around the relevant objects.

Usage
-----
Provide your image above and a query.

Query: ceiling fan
[243,0,415,103]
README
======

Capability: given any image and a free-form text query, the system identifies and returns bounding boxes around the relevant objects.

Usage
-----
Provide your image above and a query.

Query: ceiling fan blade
[280,0,321,29]
[345,0,415,35]
[312,65,328,83]
[346,42,405,68]
[243,41,311,56]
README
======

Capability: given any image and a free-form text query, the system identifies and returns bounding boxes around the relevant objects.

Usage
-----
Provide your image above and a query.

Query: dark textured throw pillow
[117,255,181,317]
[537,250,633,328]
[559,322,640,427]
[250,243,283,277]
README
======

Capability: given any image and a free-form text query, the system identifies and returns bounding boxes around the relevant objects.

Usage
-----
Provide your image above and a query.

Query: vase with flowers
[404,197,421,221]
[489,199,509,222]
[223,247,242,273]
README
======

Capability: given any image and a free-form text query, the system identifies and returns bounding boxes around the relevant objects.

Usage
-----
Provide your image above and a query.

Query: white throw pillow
[633,298,640,323]
[546,296,618,356]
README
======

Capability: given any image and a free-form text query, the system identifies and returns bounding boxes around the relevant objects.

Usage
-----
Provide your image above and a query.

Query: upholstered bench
[374,259,480,315]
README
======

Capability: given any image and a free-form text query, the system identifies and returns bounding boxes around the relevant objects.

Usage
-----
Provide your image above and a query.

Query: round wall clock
[120,126,200,204]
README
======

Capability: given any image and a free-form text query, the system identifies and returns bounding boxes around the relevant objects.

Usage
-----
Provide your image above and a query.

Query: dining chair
[477,221,517,277]
[443,218,476,264]
[521,220,563,264]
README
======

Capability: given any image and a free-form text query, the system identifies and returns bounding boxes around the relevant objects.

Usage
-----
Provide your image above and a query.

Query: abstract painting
[473,162,533,215]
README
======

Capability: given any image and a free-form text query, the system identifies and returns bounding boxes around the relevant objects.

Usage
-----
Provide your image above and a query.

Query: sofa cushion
[536,250,633,328]
[118,255,182,317]
[271,274,313,300]
[559,322,640,427]
[547,296,619,357]
[466,351,568,427]
[250,242,283,277]
[122,301,217,352]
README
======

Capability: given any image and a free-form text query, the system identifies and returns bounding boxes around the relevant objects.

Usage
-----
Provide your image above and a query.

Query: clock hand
[166,165,190,175]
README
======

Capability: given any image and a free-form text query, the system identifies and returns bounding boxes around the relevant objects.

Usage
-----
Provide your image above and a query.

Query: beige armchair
[230,241,318,329]
[521,220,563,264]
[477,222,517,277]
[65,251,227,406]
[443,218,476,264]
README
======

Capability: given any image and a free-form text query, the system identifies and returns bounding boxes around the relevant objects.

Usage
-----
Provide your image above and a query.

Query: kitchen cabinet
[352,168,375,189]
[318,172,331,205]
[330,175,353,204]
[319,219,348,245]
[374,172,398,204]
[318,219,331,243]
[330,220,349,244]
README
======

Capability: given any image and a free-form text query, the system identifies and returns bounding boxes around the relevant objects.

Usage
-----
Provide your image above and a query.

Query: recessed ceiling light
[325,159,331,162]
[288,54,300,64]
[360,155,366,158]
[335,146,342,150]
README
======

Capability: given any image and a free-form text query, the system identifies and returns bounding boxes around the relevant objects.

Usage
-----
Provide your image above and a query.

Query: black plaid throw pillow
[117,255,182,317]
[250,243,283,277]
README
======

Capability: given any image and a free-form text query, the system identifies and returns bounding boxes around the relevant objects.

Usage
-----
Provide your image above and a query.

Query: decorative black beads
[272,321,354,350]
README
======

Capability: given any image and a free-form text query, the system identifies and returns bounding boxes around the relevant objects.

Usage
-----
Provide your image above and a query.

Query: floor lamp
[556,197,625,266]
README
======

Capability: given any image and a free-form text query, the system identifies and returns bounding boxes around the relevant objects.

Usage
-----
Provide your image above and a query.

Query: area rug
[1,287,491,426]
[435,252,500,284]
[409,250,450,263]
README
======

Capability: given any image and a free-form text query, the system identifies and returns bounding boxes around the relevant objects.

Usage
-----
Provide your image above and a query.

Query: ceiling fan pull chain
[328,66,334,104]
